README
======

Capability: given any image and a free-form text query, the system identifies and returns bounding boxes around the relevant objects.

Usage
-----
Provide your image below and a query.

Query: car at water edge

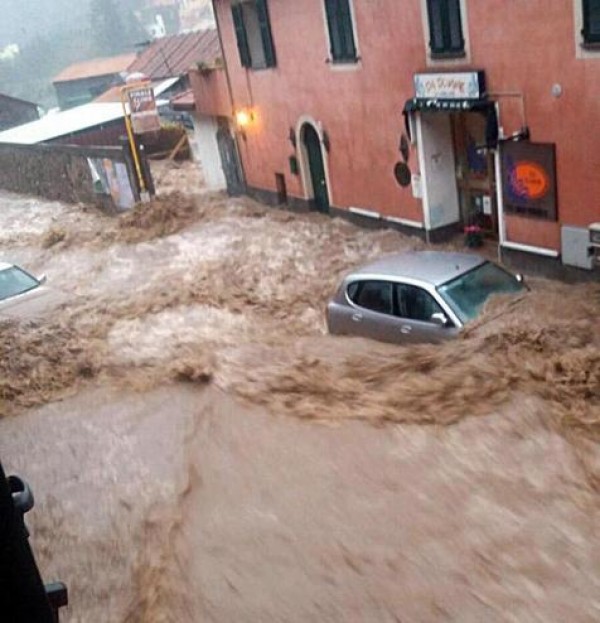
[0,262,64,321]
[326,251,525,345]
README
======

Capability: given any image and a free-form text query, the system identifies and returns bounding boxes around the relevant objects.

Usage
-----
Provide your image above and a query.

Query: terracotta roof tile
[128,30,220,80]
[53,53,137,83]
[170,89,195,111]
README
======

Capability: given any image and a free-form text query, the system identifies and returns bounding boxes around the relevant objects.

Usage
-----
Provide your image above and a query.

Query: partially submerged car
[0,262,63,321]
[326,251,525,345]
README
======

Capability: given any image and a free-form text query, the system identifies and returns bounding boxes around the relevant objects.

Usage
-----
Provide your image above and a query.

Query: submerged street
[0,170,598,622]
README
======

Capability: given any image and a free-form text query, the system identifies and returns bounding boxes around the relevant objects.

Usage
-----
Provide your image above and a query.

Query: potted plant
[464,224,484,248]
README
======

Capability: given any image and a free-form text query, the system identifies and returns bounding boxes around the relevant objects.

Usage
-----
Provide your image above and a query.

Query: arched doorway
[300,123,330,212]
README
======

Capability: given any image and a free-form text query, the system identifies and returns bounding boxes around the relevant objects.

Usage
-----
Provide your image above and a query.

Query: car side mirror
[38,274,47,285]
[430,312,448,327]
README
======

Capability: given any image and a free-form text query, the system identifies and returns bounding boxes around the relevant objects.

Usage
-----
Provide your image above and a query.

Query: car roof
[347,251,486,287]
[0,262,14,271]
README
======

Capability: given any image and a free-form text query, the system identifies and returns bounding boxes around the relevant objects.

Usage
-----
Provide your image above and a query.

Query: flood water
[0,175,598,622]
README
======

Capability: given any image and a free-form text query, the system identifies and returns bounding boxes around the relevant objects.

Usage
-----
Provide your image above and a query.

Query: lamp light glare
[236,110,251,127]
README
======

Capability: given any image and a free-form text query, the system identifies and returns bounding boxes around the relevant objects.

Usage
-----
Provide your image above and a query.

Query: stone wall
[0,142,153,211]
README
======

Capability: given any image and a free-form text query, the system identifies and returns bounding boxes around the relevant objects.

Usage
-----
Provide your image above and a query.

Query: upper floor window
[582,0,600,45]
[231,0,276,69]
[426,0,465,57]
[324,0,358,63]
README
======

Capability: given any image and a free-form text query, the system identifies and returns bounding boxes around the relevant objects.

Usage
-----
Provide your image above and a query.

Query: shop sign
[501,141,557,220]
[414,71,486,100]
[127,84,161,134]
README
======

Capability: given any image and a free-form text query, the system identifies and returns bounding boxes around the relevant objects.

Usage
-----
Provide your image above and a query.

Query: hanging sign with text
[127,84,161,134]
[414,71,486,100]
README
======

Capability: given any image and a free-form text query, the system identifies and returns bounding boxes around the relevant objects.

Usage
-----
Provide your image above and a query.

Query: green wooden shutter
[325,0,356,62]
[427,0,463,54]
[427,0,445,53]
[447,0,464,51]
[583,0,600,43]
[232,4,251,67]
[325,0,340,58]
[256,0,277,67]
[338,0,356,60]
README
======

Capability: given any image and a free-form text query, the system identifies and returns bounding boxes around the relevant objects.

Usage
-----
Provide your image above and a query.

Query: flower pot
[464,227,484,248]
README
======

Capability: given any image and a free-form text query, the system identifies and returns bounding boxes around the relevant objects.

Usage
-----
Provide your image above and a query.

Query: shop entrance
[451,112,498,236]
[417,109,498,239]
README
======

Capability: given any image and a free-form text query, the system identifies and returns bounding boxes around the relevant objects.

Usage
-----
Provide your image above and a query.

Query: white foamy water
[108,305,249,365]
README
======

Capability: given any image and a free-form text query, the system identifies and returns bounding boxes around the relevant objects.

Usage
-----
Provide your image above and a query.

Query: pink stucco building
[192,1,600,275]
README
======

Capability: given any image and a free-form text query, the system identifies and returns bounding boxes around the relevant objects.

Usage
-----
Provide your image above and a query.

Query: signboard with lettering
[127,84,161,134]
[414,71,486,100]
[501,141,557,220]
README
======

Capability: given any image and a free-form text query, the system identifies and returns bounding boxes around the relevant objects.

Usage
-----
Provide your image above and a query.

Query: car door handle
[352,313,363,322]
[400,325,412,334]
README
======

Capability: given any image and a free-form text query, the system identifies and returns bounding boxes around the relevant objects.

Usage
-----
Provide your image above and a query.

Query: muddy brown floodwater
[0,178,599,622]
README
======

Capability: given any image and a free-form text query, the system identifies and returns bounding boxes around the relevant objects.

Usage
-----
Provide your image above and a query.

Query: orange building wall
[190,67,232,117]
[215,0,424,222]
[215,0,600,248]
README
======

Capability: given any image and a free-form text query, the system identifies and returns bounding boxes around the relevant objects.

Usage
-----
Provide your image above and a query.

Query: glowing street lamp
[235,108,254,128]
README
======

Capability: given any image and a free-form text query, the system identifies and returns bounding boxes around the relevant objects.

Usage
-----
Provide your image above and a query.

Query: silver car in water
[326,251,524,345]
[0,262,63,321]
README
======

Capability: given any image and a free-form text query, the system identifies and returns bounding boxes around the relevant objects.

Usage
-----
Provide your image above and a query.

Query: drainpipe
[494,141,505,263]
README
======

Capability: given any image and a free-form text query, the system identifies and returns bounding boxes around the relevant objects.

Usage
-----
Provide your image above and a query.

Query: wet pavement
[0,178,598,622]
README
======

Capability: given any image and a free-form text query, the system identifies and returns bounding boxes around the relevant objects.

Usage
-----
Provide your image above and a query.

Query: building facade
[205,0,600,275]
[0,94,39,132]
[53,54,137,110]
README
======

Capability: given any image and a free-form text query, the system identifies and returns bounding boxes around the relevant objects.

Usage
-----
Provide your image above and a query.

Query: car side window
[396,283,443,322]
[349,280,394,315]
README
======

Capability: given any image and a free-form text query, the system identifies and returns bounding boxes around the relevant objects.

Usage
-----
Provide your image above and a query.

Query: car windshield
[437,261,523,324]
[0,266,40,301]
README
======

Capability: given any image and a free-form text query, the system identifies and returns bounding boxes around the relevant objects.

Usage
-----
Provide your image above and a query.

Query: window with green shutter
[582,0,600,45]
[426,0,465,57]
[324,0,358,63]
[231,0,276,69]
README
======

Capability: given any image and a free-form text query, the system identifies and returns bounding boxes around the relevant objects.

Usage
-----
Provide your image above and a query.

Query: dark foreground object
[0,460,68,622]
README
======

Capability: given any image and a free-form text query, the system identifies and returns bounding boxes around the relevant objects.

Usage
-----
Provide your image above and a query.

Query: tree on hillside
[90,0,128,55]
[90,0,145,56]
[0,26,99,109]
[118,0,151,50]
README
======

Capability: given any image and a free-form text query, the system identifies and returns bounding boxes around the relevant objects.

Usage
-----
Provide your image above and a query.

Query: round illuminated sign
[511,161,549,200]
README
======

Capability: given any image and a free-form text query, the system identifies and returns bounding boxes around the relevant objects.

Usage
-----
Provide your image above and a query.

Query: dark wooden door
[303,124,329,212]
[216,119,244,196]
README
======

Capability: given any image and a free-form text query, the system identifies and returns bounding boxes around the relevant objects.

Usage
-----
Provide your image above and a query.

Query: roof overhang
[0,103,126,145]
[403,98,493,113]
[402,97,499,148]
[170,89,195,111]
